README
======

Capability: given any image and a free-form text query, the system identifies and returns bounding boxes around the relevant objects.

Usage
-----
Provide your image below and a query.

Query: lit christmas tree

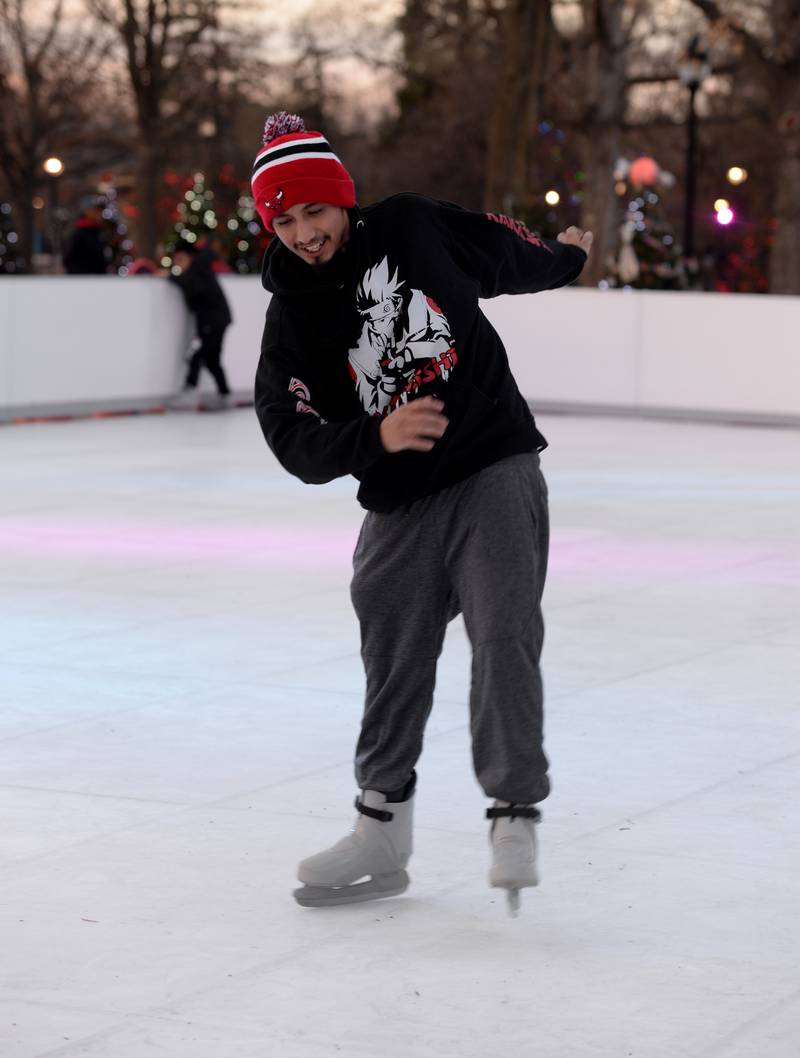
[165,172,220,258]
[535,120,585,239]
[491,120,585,239]
[161,172,273,273]
[96,182,136,275]
[226,192,270,274]
[605,156,686,290]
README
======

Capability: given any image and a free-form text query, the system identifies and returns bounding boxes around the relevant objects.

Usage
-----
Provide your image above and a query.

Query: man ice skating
[252,111,592,913]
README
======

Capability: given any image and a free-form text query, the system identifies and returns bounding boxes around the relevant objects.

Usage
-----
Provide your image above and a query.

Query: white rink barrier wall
[1,278,799,425]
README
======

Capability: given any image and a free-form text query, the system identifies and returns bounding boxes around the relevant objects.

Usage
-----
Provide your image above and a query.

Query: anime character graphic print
[348,257,458,416]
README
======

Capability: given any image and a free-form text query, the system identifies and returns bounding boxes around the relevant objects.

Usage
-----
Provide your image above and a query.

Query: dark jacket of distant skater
[169,248,233,333]
[63,217,108,275]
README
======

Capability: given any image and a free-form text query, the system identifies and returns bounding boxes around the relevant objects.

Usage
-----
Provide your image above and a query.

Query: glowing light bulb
[43,157,64,176]
[544,190,560,206]
[716,207,734,226]
[727,166,748,185]
[714,198,730,213]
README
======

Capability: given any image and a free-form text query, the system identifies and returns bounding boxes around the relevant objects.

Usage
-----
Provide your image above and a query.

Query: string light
[714,198,730,213]
[544,190,560,206]
[726,166,748,185]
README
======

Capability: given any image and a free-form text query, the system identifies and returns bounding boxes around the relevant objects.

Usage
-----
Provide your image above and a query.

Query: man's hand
[557,226,593,255]
[379,396,449,454]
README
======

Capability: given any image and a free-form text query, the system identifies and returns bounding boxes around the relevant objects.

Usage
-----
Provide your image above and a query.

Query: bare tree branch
[684,0,770,67]
[32,0,64,66]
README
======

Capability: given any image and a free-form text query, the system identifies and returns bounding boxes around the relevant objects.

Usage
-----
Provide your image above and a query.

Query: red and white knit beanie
[251,112,356,232]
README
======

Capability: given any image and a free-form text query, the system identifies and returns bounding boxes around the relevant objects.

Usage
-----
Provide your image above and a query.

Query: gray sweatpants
[350,451,550,804]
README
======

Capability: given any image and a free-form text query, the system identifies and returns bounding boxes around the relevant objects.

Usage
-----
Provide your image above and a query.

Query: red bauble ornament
[629,156,660,187]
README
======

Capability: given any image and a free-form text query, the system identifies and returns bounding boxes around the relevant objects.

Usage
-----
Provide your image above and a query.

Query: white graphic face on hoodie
[348,256,455,416]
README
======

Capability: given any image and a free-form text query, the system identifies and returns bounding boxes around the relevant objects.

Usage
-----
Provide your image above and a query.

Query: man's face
[272,202,350,266]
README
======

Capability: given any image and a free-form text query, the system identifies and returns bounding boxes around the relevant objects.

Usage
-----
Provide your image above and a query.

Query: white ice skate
[167,388,199,411]
[200,392,233,412]
[488,801,541,916]
[293,787,414,908]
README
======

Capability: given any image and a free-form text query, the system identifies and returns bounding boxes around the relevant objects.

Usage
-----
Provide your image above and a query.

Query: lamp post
[678,37,711,266]
[43,156,64,269]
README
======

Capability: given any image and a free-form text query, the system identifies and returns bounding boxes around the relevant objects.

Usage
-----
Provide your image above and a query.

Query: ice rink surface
[1,408,799,1058]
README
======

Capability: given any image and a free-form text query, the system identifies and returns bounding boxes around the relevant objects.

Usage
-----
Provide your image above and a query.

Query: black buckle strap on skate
[486,804,541,823]
[355,797,394,823]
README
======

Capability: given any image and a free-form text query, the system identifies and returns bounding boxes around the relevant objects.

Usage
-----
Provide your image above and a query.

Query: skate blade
[490,872,539,916]
[293,870,410,908]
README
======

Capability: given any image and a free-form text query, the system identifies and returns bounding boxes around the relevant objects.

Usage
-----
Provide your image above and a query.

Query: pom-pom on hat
[252,111,356,232]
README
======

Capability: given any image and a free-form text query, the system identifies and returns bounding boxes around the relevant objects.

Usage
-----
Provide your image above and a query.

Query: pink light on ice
[548,530,792,584]
[0,517,359,570]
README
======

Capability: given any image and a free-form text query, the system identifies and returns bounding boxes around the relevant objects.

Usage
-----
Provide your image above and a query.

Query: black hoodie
[255,193,586,512]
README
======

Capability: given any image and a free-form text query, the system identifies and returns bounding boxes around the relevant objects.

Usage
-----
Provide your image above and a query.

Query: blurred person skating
[252,112,592,914]
[63,201,109,275]
[168,241,233,410]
